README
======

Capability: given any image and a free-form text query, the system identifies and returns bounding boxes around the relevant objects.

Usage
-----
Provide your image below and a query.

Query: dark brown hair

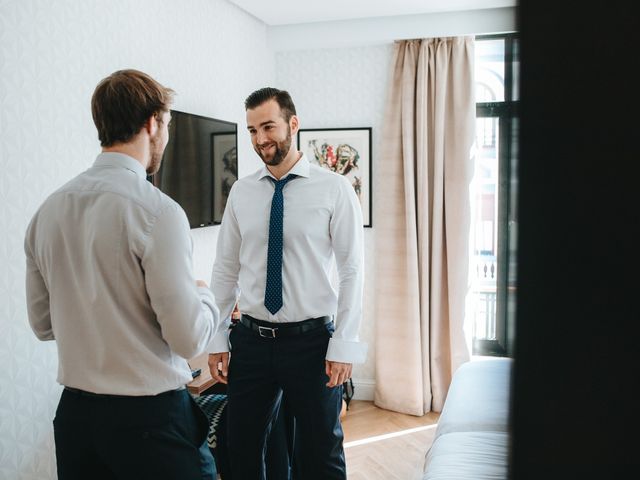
[244,87,296,122]
[91,69,175,147]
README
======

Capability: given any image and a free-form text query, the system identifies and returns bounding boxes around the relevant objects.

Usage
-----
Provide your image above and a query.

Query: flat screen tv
[148,110,238,228]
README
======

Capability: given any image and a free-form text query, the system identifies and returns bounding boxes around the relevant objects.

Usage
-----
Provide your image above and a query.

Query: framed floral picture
[297,127,372,227]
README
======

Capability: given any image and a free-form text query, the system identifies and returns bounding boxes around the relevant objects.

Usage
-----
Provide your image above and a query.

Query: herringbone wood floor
[342,400,440,480]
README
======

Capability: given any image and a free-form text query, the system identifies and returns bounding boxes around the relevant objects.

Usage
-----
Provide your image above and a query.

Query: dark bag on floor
[343,379,355,409]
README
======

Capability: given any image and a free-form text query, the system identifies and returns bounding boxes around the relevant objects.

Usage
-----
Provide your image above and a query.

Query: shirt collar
[258,153,311,181]
[93,152,148,178]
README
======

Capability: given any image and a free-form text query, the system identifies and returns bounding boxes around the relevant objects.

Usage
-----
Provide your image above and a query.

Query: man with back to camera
[24,69,221,480]
[207,87,367,479]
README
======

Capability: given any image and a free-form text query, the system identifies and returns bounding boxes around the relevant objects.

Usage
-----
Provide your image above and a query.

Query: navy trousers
[226,321,346,480]
[53,387,216,480]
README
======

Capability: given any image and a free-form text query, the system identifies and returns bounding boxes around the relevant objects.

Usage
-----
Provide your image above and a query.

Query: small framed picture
[211,133,238,224]
[297,127,372,227]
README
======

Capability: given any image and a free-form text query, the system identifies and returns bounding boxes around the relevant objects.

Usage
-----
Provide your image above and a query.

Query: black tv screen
[148,110,238,228]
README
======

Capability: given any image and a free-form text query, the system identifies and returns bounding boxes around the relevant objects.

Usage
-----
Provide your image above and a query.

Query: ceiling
[227,0,516,26]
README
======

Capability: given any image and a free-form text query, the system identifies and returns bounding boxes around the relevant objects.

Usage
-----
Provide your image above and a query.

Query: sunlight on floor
[344,423,438,448]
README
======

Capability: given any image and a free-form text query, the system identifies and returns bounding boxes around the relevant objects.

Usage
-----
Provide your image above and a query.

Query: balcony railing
[472,256,497,342]
[476,257,496,280]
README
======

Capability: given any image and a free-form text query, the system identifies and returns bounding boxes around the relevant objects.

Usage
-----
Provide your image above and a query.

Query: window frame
[474,33,519,357]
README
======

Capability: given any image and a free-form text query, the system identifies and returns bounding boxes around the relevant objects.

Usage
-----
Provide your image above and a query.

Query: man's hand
[208,352,230,384]
[196,280,208,288]
[325,361,352,388]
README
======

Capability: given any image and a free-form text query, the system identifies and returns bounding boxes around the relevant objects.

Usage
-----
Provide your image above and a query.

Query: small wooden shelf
[187,353,217,395]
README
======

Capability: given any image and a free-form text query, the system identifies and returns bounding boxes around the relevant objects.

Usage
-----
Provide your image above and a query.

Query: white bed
[422,357,512,480]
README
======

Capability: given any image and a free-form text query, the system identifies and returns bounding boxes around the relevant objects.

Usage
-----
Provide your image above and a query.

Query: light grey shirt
[211,154,367,364]
[24,152,220,395]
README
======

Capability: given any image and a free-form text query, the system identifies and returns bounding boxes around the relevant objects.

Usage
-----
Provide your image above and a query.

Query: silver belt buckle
[258,325,277,338]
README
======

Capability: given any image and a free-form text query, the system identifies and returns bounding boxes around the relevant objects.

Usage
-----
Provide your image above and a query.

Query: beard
[147,131,165,175]
[255,126,292,166]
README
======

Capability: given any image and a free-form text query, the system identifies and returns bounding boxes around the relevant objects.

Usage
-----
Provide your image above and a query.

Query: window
[470,34,519,356]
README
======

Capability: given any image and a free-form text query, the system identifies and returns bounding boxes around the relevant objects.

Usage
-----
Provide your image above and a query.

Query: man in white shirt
[24,69,220,480]
[208,87,367,479]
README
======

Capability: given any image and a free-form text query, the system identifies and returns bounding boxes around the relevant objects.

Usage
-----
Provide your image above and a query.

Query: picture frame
[211,133,238,224]
[297,127,372,227]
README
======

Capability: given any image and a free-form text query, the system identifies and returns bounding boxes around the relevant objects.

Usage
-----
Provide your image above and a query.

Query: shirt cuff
[326,338,368,364]
[207,327,230,353]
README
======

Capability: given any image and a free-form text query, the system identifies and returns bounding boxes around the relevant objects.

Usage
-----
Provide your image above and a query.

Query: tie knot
[271,174,296,190]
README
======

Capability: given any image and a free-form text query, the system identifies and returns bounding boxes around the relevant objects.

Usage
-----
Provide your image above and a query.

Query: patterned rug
[192,393,228,450]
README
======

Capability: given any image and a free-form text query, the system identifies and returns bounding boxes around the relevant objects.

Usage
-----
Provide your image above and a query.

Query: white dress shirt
[24,152,220,395]
[211,154,367,364]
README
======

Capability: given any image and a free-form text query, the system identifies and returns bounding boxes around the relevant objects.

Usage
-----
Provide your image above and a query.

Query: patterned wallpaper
[275,45,395,386]
[0,0,274,478]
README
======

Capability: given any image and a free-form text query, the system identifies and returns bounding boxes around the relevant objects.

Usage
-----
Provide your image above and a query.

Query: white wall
[269,7,517,51]
[275,45,394,399]
[0,1,273,478]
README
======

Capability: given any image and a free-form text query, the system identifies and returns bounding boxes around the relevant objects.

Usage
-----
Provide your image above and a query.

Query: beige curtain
[373,37,475,416]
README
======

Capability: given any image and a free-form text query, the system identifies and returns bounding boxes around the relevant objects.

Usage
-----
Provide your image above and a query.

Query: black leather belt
[64,386,185,399]
[239,314,332,338]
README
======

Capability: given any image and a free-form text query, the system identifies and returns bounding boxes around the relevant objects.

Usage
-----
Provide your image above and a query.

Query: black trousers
[53,387,216,480]
[215,393,296,480]
[226,321,346,480]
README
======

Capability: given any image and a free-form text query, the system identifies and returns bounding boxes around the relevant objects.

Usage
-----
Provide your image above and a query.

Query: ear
[289,115,299,136]
[144,114,159,137]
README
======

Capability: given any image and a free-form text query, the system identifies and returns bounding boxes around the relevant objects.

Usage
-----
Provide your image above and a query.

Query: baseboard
[351,378,375,401]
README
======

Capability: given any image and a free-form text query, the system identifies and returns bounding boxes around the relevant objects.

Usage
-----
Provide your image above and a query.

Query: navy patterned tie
[264,175,296,314]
